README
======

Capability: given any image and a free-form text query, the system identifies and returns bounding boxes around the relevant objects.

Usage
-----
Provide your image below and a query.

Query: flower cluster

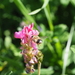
[14,23,43,73]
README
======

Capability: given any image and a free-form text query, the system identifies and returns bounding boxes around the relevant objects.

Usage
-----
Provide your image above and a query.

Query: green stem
[38,62,41,75]
[13,0,37,28]
[44,4,54,31]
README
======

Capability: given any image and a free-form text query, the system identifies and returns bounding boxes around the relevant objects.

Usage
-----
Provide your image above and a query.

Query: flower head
[14,23,43,74]
[14,23,39,50]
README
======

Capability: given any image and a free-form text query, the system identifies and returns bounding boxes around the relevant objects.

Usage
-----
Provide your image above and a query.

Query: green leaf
[42,0,49,8]
[44,4,54,31]
[54,24,68,35]
[10,44,21,57]
[46,31,53,38]
[29,0,49,15]
[62,24,75,75]
[53,37,62,57]
[71,68,75,74]
[0,56,23,69]
[13,0,37,28]
[5,71,13,75]
[4,36,12,48]
[58,32,69,43]
[71,0,75,6]
[60,0,70,6]
[29,8,41,15]
[54,24,69,43]
[71,45,75,53]
[40,24,47,36]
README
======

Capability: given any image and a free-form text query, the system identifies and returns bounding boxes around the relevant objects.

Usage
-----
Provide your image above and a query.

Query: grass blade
[29,8,42,15]
[13,0,37,28]
[29,0,49,15]
[44,4,54,31]
[62,23,75,75]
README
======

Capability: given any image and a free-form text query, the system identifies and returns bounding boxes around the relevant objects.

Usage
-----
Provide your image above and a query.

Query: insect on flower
[31,36,42,44]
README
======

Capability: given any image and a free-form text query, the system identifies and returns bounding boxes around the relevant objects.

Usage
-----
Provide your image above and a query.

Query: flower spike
[14,23,43,74]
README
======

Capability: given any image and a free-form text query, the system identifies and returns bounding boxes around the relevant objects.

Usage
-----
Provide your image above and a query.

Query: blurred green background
[0,0,75,75]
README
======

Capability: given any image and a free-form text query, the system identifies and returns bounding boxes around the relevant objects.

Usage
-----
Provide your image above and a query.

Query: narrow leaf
[44,4,54,31]
[62,23,75,75]
[13,0,37,28]
[29,0,49,15]
[42,0,49,8]
[29,8,41,15]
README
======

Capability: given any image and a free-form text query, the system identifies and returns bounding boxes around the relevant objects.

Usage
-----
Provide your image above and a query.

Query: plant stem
[38,62,41,75]
[44,4,54,31]
[13,0,37,28]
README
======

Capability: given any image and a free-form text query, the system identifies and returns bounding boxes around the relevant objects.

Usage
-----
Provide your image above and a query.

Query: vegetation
[0,0,75,75]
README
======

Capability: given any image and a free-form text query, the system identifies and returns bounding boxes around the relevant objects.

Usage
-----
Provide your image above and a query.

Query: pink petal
[32,30,39,36]
[29,59,34,64]
[31,41,38,50]
[21,35,28,44]
[29,23,34,29]
[32,57,38,63]
[14,31,22,39]
[32,49,39,55]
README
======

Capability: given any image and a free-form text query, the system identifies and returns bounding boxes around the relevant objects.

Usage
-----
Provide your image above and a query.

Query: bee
[31,36,42,44]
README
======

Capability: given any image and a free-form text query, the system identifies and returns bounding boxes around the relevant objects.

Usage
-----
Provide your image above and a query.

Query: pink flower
[14,23,43,74]
[14,31,23,39]
[14,23,34,39]
[14,23,39,49]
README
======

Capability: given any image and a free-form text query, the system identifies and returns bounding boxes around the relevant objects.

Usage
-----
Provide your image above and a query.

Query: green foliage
[71,45,75,53]
[60,0,70,6]
[62,24,75,75]
[29,0,49,15]
[32,67,54,75]
[71,0,75,6]
[0,0,75,75]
